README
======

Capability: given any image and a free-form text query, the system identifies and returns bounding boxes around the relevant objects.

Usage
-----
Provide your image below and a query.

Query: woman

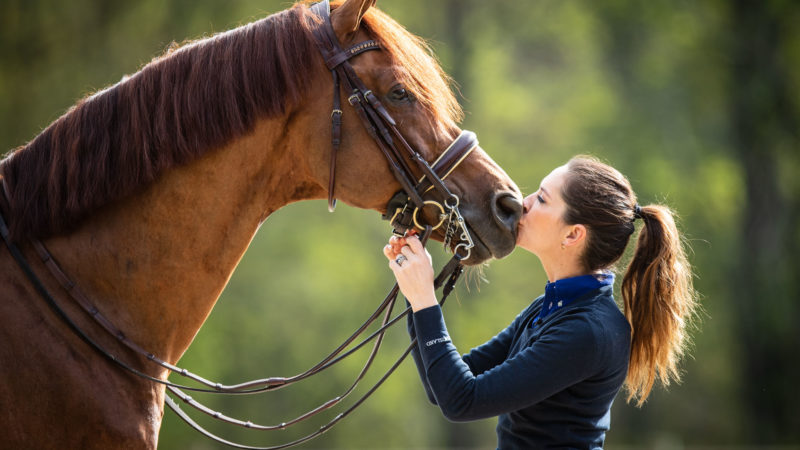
[384,156,697,449]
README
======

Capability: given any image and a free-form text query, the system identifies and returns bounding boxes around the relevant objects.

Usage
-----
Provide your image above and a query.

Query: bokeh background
[2,0,798,449]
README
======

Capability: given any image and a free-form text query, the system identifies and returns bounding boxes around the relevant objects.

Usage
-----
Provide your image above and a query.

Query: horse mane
[0,1,462,241]
[359,6,463,133]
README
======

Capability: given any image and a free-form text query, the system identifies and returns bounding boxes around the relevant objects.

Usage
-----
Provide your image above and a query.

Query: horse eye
[389,86,409,102]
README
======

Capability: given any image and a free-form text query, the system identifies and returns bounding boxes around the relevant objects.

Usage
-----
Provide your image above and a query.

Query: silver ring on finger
[395,254,407,266]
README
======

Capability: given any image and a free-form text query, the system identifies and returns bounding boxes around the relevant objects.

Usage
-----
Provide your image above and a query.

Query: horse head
[297,0,522,264]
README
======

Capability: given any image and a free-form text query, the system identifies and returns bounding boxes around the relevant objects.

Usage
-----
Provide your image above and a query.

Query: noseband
[311,0,477,260]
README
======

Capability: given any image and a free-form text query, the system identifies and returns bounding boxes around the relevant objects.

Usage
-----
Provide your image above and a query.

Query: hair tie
[633,204,643,220]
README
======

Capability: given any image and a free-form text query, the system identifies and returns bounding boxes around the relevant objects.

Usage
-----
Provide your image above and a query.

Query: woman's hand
[383,234,438,312]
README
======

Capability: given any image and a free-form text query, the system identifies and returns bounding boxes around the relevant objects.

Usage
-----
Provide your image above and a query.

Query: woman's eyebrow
[540,186,550,198]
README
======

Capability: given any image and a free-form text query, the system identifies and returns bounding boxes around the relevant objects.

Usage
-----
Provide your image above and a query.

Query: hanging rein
[0,1,480,448]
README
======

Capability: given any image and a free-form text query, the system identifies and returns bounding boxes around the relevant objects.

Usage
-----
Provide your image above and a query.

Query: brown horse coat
[0,1,521,448]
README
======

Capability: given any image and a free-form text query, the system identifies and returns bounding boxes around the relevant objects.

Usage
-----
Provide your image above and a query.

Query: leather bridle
[0,2,474,449]
[311,0,478,260]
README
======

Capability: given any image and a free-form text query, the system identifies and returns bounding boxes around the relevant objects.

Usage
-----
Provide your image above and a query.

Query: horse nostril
[492,192,523,232]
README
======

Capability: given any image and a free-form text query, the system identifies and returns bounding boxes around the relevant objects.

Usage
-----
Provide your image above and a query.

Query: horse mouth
[459,228,491,266]
[394,194,519,266]
[442,220,515,266]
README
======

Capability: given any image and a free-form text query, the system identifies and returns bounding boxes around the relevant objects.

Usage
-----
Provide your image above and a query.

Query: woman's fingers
[405,235,424,253]
[400,244,414,258]
[385,232,427,267]
[389,235,407,255]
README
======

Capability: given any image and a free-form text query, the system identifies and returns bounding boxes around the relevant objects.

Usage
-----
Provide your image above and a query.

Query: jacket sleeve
[412,305,602,422]
[407,308,438,404]
[407,303,527,404]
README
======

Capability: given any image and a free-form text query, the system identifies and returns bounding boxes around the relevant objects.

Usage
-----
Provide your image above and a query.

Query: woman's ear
[331,0,376,42]
[562,224,587,249]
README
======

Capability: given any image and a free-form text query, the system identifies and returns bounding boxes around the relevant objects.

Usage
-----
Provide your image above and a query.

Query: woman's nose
[521,194,534,214]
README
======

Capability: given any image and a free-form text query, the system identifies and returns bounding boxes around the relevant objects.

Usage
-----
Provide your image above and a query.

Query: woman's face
[516,165,571,257]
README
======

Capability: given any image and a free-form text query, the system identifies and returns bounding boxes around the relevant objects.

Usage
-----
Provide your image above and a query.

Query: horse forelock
[359,6,463,134]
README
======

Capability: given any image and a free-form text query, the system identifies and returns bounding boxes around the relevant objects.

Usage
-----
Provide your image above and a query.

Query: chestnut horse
[0,0,521,448]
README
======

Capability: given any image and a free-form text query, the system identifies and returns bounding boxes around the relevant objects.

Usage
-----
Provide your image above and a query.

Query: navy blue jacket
[408,278,631,449]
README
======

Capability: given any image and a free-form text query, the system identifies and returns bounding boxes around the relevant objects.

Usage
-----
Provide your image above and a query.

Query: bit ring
[412,201,446,230]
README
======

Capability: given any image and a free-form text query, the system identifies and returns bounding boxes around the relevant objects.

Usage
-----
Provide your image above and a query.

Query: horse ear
[331,0,376,40]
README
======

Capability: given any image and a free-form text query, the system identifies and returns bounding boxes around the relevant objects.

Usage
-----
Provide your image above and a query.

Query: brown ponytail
[621,204,697,406]
[562,156,698,407]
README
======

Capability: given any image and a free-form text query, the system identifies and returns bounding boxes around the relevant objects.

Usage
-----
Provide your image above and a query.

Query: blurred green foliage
[2,0,799,449]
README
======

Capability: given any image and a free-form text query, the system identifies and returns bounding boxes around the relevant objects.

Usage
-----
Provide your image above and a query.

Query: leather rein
[0,2,478,448]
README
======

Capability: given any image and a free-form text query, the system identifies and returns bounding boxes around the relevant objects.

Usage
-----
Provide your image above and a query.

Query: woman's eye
[537,194,545,204]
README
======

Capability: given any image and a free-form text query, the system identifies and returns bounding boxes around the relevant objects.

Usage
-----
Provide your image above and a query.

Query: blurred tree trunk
[729,0,800,443]
[442,0,471,107]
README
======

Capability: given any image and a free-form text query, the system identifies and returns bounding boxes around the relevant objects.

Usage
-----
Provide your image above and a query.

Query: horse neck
[41,117,325,367]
